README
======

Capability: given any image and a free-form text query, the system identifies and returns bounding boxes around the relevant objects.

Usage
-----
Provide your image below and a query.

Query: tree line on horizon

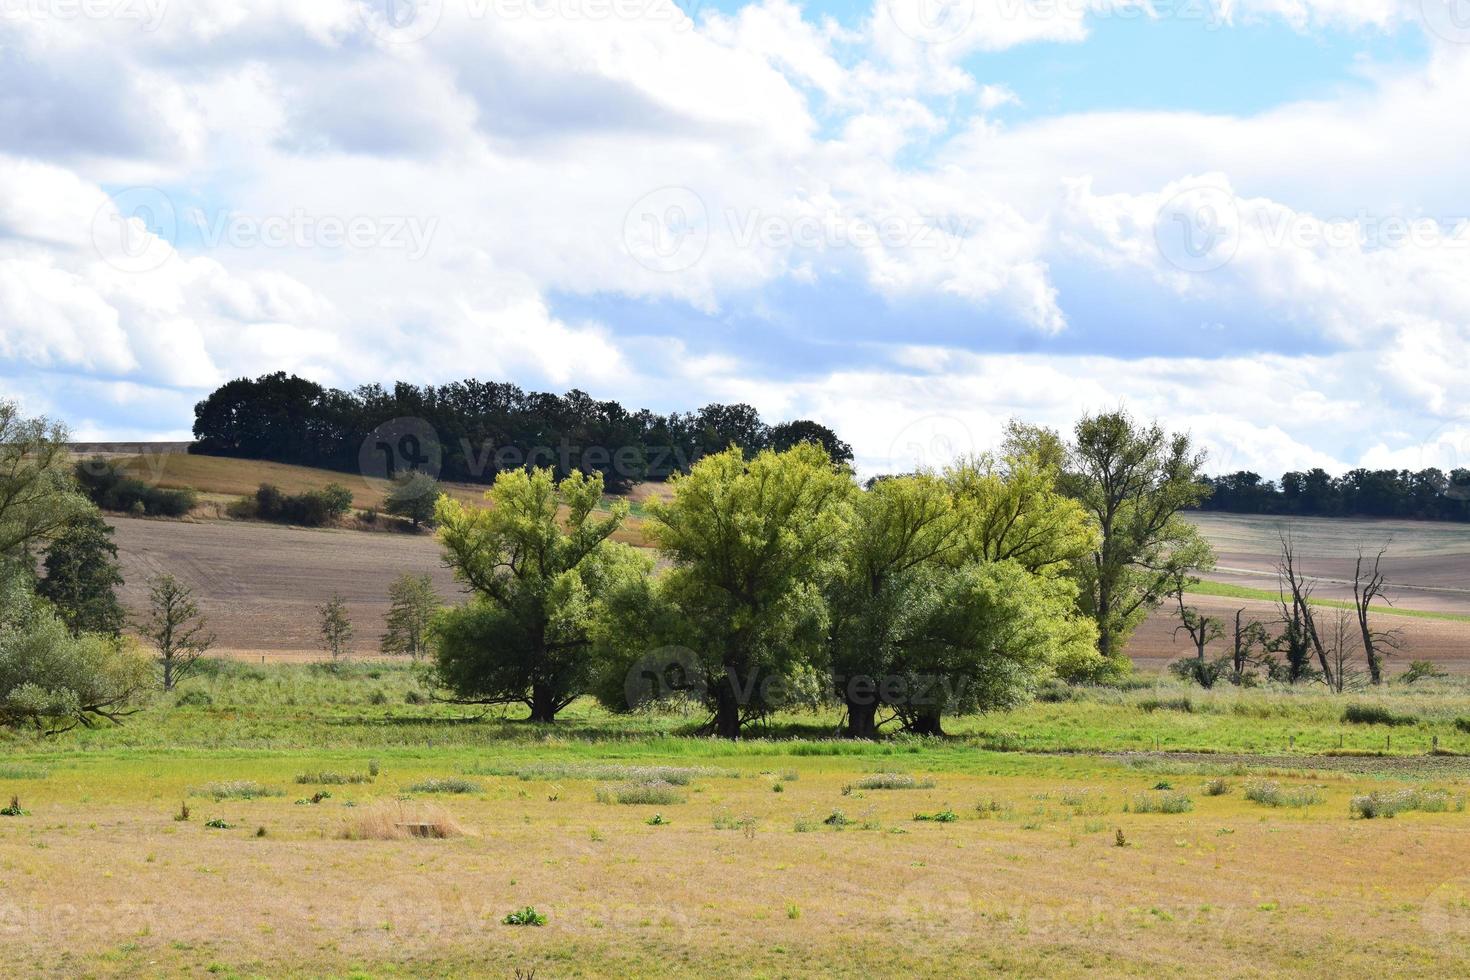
[1197,468,1470,522]
[190,372,852,494]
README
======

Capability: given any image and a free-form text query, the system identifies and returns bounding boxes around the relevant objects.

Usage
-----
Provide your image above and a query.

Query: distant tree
[1226,609,1270,685]
[1352,545,1404,685]
[318,595,353,661]
[1166,568,1227,688]
[37,513,126,637]
[433,468,642,723]
[769,420,854,466]
[0,401,90,570]
[140,574,216,690]
[381,573,440,660]
[384,472,441,528]
[1063,411,1213,675]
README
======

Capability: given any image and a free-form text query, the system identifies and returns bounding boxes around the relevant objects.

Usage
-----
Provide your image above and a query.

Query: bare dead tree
[1324,608,1362,694]
[1229,608,1269,685]
[1277,530,1333,688]
[1352,544,1405,685]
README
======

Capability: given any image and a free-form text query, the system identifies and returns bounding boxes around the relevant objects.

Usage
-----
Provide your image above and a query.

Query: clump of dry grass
[596,780,686,805]
[851,773,936,791]
[192,780,283,800]
[340,801,468,840]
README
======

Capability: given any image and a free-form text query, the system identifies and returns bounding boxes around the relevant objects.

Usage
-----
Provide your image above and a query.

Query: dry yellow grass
[341,800,468,840]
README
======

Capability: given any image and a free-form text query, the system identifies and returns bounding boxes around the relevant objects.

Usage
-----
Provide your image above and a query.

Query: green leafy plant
[502,907,547,927]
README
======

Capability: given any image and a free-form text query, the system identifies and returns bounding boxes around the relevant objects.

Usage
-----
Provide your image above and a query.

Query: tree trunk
[844,698,879,739]
[714,690,741,739]
[163,656,174,692]
[528,683,557,723]
[908,710,945,737]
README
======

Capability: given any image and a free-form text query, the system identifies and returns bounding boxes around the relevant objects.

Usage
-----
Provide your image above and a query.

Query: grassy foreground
[4,662,1470,977]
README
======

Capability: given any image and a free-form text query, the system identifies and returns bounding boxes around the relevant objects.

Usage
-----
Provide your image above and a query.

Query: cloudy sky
[2,0,1468,476]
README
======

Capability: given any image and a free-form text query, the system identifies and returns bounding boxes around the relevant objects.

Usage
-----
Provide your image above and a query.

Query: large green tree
[38,513,126,637]
[1062,411,1212,676]
[433,467,644,723]
[625,443,853,738]
[0,402,90,570]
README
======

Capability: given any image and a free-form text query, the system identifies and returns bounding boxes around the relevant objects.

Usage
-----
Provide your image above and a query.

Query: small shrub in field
[175,690,213,708]
[596,781,685,806]
[1060,789,1109,815]
[851,773,936,791]
[341,801,466,840]
[406,778,483,795]
[1139,697,1193,713]
[1243,780,1323,808]
[793,818,817,833]
[1129,791,1194,814]
[1455,717,1470,735]
[502,907,547,927]
[646,813,668,826]
[175,801,190,822]
[1114,828,1128,847]
[193,781,283,801]
[1,795,27,816]
[204,818,233,829]
[369,690,389,705]
[295,771,373,786]
[1342,704,1417,726]
[913,809,959,823]
[1350,788,1462,819]
[405,690,428,705]
[1202,778,1232,797]
[824,809,854,827]
[1399,660,1447,684]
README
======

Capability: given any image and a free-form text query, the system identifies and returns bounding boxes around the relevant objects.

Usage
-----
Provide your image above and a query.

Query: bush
[73,458,198,517]
[1350,788,1462,819]
[175,689,213,708]
[851,773,936,791]
[406,777,482,794]
[1455,717,1470,735]
[1243,780,1323,808]
[1342,704,1417,726]
[294,771,373,785]
[1129,791,1194,814]
[1202,778,1232,797]
[1139,696,1193,713]
[912,809,958,822]
[502,907,547,927]
[247,483,354,527]
[596,781,686,805]
[1399,660,1448,684]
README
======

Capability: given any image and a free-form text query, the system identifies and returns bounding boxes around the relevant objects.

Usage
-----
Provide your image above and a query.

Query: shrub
[1243,780,1323,808]
[912,809,959,822]
[73,458,197,517]
[1342,704,1417,726]
[596,781,686,806]
[1455,717,1470,735]
[204,818,233,829]
[1399,660,1447,684]
[1350,788,1462,819]
[294,771,373,785]
[341,801,466,840]
[824,809,855,827]
[1129,791,1194,814]
[851,773,936,791]
[1202,778,1232,797]
[175,690,213,708]
[406,777,482,795]
[248,482,354,527]
[1139,696,1193,713]
[502,907,547,927]
[1,795,27,816]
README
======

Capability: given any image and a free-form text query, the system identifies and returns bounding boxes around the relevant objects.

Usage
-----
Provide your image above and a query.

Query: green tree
[140,574,215,690]
[0,402,89,570]
[381,573,440,659]
[384,472,441,528]
[37,513,126,637]
[1062,411,1212,677]
[432,467,642,723]
[0,574,152,733]
[633,443,853,738]
[318,594,353,660]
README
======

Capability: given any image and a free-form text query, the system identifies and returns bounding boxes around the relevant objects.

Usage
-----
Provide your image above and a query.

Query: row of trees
[426,411,1211,738]
[191,373,853,493]
[1197,468,1470,522]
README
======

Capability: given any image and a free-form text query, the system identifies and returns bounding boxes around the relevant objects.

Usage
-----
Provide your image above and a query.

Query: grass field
[5,663,1470,977]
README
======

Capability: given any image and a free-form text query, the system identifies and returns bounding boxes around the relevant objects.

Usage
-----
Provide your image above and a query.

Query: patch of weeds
[174,801,190,822]
[1,795,28,817]
[823,809,854,827]
[1243,780,1323,808]
[294,771,373,785]
[192,781,283,801]
[772,783,783,793]
[1061,788,1109,815]
[787,904,801,920]
[472,763,734,784]
[174,689,212,708]
[851,773,936,791]
[1114,829,1129,847]
[596,781,686,806]
[204,819,233,830]
[780,771,798,782]
[1350,788,1463,819]
[406,778,483,795]
[1128,791,1194,814]
[294,791,332,805]
[1139,697,1193,713]
[913,809,959,823]
[1202,778,1232,797]
[793,818,818,833]
[1342,704,1417,726]
[0,765,48,780]
[646,813,668,826]
[502,907,547,927]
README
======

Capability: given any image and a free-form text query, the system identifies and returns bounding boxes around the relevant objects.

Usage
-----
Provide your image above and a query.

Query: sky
[1,0,1469,478]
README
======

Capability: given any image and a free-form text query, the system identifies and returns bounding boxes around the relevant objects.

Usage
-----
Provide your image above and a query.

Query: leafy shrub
[405,690,428,705]
[1169,656,1231,689]
[175,689,213,708]
[1129,791,1194,814]
[1202,778,1232,797]
[597,781,686,805]
[246,482,354,527]
[1399,660,1448,684]
[1342,704,1417,726]
[824,809,855,826]
[912,809,958,822]
[1243,780,1323,808]
[74,458,197,517]
[406,777,482,795]
[1350,788,1462,819]
[295,771,373,785]
[204,818,233,829]
[1,795,27,816]
[1139,696,1193,713]
[502,907,547,927]
[851,773,936,791]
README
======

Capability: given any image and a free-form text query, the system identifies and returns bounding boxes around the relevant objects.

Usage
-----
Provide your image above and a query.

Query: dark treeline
[191,372,852,493]
[1196,469,1470,522]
